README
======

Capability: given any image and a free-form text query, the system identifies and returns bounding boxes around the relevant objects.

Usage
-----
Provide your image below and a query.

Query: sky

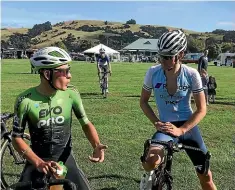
[1,1,235,32]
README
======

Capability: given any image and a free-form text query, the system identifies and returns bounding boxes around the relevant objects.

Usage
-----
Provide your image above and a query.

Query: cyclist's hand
[154,121,168,131]
[89,144,108,163]
[36,161,56,175]
[160,122,184,137]
[49,161,63,177]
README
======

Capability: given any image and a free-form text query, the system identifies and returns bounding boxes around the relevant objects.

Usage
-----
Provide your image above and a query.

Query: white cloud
[216,21,235,26]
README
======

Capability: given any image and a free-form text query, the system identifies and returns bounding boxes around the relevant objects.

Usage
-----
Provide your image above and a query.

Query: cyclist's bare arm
[12,137,44,167]
[12,138,56,174]
[180,91,206,133]
[97,62,101,74]
[108,61,112,73]
[180,71,207,133]
[12,95,53,174]
[70,88,101,148]
[140,88,160,125]
[140,89,164,171]
[82,122,101,148]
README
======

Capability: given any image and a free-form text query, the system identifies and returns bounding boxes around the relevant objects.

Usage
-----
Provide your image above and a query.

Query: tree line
[1,20,235,59]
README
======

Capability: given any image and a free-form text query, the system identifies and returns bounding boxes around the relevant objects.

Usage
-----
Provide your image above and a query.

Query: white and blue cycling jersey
[143,64,203,122]
[97,55,109,66]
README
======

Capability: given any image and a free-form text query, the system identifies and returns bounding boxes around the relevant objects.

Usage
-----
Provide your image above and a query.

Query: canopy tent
[83,44,120,61]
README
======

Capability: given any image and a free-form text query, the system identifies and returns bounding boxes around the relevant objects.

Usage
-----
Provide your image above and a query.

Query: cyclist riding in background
[139,30,217,190]
[12,47,107,190]
[97,48,112,93]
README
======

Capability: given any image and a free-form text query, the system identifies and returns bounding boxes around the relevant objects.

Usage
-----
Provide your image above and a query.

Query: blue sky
[1,1,235,32]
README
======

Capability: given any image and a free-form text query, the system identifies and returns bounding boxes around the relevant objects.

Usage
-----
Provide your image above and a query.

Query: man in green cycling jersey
[12,46,107,190]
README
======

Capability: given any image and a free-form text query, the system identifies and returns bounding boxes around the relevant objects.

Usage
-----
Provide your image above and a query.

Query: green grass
[1,60,235,190]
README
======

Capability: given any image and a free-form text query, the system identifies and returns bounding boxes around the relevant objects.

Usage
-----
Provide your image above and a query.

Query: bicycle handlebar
[6,178,77,190]
[141,139,211,174]
[1,112,15,121]
[150,139,204,152]
[99,71,111,74]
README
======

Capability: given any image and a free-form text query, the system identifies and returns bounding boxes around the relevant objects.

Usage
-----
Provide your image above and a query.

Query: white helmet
[30,47,72,71]
[99,48,105,53]
[157,30,187,56]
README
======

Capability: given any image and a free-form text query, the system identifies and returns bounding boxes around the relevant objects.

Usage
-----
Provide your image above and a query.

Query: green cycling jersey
[12,85,89,160]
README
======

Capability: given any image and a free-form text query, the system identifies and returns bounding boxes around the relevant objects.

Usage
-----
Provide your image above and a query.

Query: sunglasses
[53,67,71,77]
[159,55,174,60]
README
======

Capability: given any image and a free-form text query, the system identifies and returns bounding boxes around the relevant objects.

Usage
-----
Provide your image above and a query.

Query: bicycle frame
[1,122,12,142]
[1,113,27,164]
[141,139,211,189]
[99,71,110,98]
[6,178,77,190]
[1,113,16,143]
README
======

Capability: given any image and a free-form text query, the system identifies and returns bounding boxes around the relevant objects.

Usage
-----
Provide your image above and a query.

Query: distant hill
[1,20,235,59]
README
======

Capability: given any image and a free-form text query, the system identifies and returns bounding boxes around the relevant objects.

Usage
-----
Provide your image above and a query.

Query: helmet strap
[42,69,57,90]
[48,69,57,90]
[174,54,179,64]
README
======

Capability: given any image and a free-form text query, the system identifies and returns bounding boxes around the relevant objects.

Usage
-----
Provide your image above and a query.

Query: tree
[126,19,136,24]
[1,40,8,49]
[28,21,52,38]
[221,43,235,53]
[8,33,31,50]
[223,31,235,43]
[207,44,221,59]
[54,41,68,52]
[187,36,205,53]
[212,29,226,35]
[205,37,218,47]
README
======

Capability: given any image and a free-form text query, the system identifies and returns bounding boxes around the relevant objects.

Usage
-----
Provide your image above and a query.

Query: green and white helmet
[30,47,72,71]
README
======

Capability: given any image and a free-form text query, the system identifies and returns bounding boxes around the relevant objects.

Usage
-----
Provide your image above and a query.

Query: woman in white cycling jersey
[139,30,217,190]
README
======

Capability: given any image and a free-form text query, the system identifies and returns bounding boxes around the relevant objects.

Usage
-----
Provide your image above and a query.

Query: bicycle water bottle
[50,161,68,190]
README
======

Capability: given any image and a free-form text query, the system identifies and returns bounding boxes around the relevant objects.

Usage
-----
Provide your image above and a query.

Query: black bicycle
[140,139,211,190]
[1,113,31,188]
[4,178,77,190]
[99,71,111,98]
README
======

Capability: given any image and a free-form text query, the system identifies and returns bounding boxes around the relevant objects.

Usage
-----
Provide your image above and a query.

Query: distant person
[208,76,217,103]
[200,69,209,105]
[97,48,112,94]
[198,50,209,73]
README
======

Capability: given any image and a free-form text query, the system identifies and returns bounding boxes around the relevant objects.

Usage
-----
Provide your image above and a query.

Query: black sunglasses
[159,55,174,60]
[53,66,71,76]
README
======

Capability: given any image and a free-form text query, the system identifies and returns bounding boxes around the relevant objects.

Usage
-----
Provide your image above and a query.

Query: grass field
[1,59,235,190]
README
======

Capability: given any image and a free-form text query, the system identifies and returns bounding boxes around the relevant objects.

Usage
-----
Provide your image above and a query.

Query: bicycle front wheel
[152,171,172,190]
[103,77,108,98]
[1,133,30,189]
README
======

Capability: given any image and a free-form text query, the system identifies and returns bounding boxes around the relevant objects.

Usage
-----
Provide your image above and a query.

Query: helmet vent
[48,51,64,58]
[34,57,47,61]
[59,59,68,62]
[41,61,55,65]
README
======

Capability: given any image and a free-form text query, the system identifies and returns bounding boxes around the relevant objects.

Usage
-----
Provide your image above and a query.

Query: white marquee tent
[83,44,120,61]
